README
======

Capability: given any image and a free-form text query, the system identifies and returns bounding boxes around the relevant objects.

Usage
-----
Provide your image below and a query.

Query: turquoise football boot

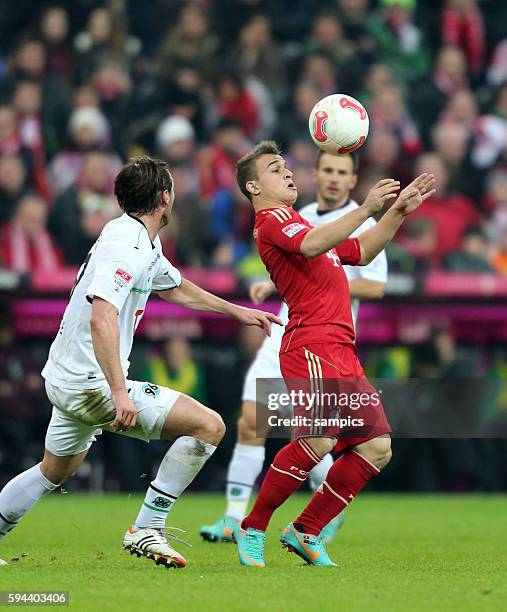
[280,522,337,567]
[235,526,266,567]
[320,512,345,545]
[199,516,238,543]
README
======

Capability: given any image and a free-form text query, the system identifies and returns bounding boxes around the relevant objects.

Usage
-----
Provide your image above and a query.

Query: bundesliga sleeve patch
[114,268,133,290]
[282,223,307,238]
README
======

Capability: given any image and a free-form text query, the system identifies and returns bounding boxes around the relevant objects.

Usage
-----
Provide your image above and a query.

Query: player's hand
[249,280,276,304]
[362,179,401,216]
[233,306,282,336]
[111,389,138,432]
[393,173,436,216]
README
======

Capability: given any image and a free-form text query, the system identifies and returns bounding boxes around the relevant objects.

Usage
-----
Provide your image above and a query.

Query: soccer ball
[308,94,369,155]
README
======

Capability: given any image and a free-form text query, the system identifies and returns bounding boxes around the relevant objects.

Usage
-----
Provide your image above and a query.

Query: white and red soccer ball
[308,94,369,155]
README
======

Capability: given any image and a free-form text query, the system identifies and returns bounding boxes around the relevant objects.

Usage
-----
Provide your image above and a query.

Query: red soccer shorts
[279,342,391,452]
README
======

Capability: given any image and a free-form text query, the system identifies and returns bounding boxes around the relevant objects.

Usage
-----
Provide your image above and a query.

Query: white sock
[308,453,334,492]
[0,463,59,540]
[135,436,217,530]
[225,443,265,522]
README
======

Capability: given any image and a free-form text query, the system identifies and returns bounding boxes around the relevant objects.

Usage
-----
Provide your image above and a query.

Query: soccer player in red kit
[233,141,436,567]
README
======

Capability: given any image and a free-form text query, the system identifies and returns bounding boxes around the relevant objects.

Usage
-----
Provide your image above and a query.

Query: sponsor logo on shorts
[152,496,172,509]
[282,223,306,238]
[142,383,160,397]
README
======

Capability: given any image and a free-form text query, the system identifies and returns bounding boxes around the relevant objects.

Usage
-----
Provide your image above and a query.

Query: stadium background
[0,0,506,494]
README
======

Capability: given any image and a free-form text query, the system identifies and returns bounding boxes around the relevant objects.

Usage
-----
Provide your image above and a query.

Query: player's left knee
[355,436,392,470]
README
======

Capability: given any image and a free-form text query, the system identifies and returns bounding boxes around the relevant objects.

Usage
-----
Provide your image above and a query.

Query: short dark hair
[236,140,281,202]
[316,150,359,174]
[114,156,172,215]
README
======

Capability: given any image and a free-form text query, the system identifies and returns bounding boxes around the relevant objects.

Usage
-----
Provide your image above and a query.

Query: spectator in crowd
[472,82,507,170]
[432,121,482,201]
[39,6,73,84]
[0,38,71,157]
[48,150,120,265]
[298,52,338,97]
[277,82,321,147]
[157,3,218,83]
[486,169,507,245]
[305,12,363,93]
[11,80,51,199]
[490,230,507,276]
[209,182,255,267]
[408,152,479,265]
[198,118,249,199]
[232,15,284,92]
[368,84,422,156]
[211,71,259,139]
[411,45,469,146]
[439,88,478,134]
[49,105,122,195]
[0,105,34,183]
[0,153,28,224]
[441,0,485,77]
[444,226,493,272]
[367,0,429,84]
[0,193,63,274]
[139,338,206,404]
[74,5,141,84]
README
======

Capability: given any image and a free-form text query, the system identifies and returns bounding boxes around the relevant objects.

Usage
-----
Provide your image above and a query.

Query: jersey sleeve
[335,237,362,265]
[258,211,312,253]
[152,254,182,290]
[86,240,147,312]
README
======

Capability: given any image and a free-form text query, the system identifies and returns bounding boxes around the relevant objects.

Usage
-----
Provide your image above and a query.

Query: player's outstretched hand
[111,389,138,432]
[233,306,282,336]
[249,280,276,304]
[393,173,436,216]
[362,179,400,216]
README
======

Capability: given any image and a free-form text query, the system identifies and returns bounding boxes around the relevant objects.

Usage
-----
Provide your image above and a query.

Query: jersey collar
[316,198,354,216]
[126,213,155,249]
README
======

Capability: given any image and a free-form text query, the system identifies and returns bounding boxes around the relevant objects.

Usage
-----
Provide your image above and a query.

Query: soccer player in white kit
[0,156,281,569]
[200,151,387,543]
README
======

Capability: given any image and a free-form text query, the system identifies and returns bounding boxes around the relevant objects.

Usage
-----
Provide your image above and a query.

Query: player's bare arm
[299,179,400,258]
[158,278,282,335]
[90,297,138,432]
[357,173,436,265]
[249,279,276,304]
[348,278,385,300]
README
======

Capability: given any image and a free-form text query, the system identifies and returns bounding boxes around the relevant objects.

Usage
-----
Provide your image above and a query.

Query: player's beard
[159,212,169,229]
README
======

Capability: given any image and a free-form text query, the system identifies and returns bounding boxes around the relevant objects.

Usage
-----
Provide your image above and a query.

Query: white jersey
[42,213,181,390]
[242,199,388,401]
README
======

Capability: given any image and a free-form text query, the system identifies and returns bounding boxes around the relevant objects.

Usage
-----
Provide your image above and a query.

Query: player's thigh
[160,393,225,444]
[40,448,89,485]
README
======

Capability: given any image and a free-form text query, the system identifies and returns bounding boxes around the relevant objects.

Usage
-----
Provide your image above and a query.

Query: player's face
[314,154,357,208]
[252,154,298,206]
[160,184,175,228]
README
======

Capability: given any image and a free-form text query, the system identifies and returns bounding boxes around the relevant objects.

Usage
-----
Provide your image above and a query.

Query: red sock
[242,439,320,532]
[295,450,380,536]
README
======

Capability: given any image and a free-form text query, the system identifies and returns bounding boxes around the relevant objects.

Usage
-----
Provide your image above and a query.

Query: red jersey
[254,206,361,352]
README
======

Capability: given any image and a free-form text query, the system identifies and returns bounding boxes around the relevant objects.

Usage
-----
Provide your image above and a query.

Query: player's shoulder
[256,207,299,226]
[102,215,152,250]
[298,202,318,219]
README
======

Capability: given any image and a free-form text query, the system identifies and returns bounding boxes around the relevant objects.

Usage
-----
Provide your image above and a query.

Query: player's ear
[351,174,358,190]
[312,168,318,182]
[246,180,260,197]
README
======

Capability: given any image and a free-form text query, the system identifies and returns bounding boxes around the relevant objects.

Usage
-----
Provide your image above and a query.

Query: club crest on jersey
[282,223,306,238]
[143,383,160,397]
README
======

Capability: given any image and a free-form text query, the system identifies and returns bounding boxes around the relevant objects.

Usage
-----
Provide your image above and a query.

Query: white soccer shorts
[44,379,181,456]
[241,335,285,405]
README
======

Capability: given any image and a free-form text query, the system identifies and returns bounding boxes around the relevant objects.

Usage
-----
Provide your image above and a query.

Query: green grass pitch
[0,493,505,611]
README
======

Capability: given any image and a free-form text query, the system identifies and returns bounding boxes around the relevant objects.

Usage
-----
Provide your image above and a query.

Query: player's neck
[129,212,162,242]
[316,193,350,213]
[253,197,292,213]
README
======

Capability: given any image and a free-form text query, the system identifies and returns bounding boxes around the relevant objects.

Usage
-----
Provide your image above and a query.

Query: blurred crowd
[1,0,507,280]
